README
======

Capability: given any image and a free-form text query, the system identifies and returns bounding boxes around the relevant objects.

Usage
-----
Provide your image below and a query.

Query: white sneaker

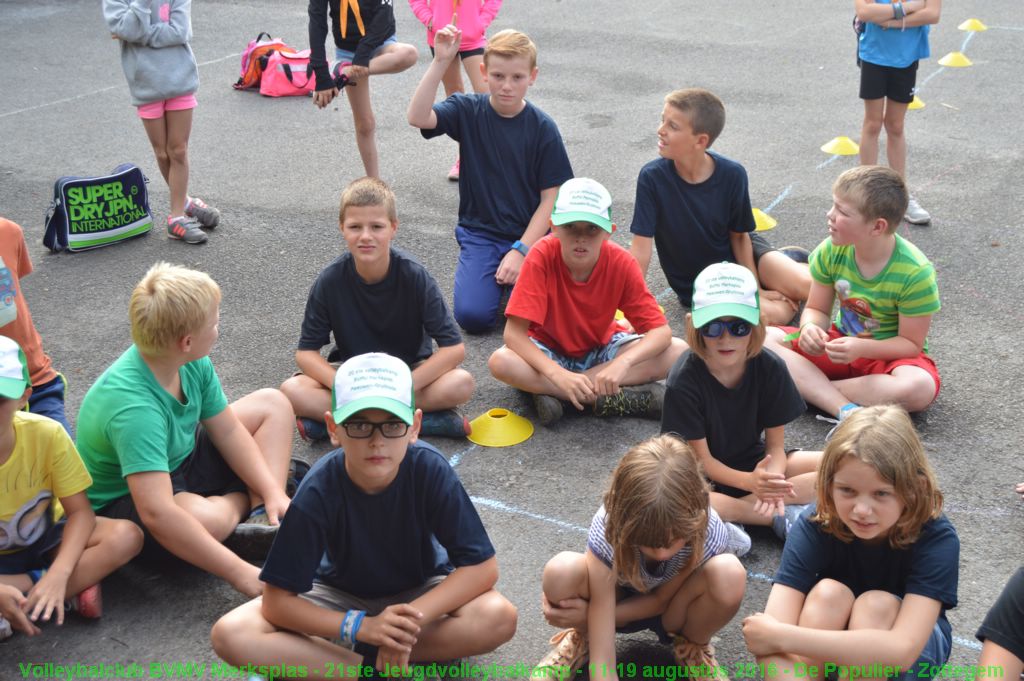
[905,196,931,224]
[0,615,12,641]
[723,522,751,557]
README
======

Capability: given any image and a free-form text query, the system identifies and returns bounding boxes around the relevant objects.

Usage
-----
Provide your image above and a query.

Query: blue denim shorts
[530,330,641,372]
[335,35,397,64]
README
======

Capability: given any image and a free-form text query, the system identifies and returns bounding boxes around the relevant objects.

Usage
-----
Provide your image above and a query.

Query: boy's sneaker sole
[593,382,665,419]
[225,522,278,562]
[532,394,564,426]
[66,583,103,619]
[296,416,328,443]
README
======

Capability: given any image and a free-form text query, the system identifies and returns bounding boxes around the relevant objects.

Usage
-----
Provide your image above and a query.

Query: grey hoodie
[104,0,199,105]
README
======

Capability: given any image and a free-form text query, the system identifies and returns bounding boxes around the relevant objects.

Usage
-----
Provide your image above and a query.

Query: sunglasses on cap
[699,319,753,339]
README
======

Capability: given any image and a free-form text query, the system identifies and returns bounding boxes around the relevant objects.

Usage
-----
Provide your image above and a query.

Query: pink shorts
[136,94,197,119]
[780,325,941,398]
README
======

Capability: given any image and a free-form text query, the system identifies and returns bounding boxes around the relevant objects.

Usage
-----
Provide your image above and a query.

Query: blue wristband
[351,610,366,643]
[510,240,529,257]
[340,609,366,644]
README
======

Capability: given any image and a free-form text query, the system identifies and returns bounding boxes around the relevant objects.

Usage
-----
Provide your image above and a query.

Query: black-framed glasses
[699,319,753,339]
[341,420,409,439]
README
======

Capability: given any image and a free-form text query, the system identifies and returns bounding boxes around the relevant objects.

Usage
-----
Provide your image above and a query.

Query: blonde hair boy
[129,262,221,355]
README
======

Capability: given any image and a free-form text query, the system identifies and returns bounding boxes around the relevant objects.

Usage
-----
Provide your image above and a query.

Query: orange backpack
[233,32,297,90]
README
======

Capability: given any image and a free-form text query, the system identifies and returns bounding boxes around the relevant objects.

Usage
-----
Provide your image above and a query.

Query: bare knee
[248,387,295,421]
[449,368,476,404]
[474,592,518,648]
[850,590,900,628]
[893,372,937,412]
[152,145,171,167]
[702,554,746,610]
[395,44,419,70]
[167,139,189,165]
[862,115,883,136]
[803,579,855,626]
[883,116,906,138]
[105,519,145,561]
[211,601,263,663]
[488,347,519,383]
[352,111,376,138]
[542,551,587,601]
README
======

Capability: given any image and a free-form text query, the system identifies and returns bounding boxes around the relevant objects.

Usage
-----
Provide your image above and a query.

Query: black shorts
[859,60,918,104]
[750,232,776,266]
[428,46,485,60]
[97,425,247,558]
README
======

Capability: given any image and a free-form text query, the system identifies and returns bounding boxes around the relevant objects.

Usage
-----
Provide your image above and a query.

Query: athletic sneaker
[66,583,103,619]
[772,503,811,541]
[536,628,588,677]
[905,196,931,225]
[226,509,279,561]
[296,416,328,443]
[817,402,861,441]
[533,393,564,426]
[185,196,220,228]
[420,409,471,438]
[167,216,207,244]
[447,158,460,182]
[286,457,311,497]
[593,382,666,419]
[723,522,752,557]
[778,245,810,264]
[0,616,12,641]
[671,635,728,681]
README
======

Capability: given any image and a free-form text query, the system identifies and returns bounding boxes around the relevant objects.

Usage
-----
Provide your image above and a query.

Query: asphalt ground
[1,0,1022,677]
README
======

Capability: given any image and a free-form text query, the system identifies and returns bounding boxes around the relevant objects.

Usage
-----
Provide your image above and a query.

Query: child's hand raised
[433,24,462,62]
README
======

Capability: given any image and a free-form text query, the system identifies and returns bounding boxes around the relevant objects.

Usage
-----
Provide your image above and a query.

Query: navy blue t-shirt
[630,153,755,305]
[297,248,462,366]
[260,442,495,598]
[775,506,959,623]
[423,93,573,240]
[661,349,806,498]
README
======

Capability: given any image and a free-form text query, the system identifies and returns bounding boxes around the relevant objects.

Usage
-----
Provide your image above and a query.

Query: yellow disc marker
[908,95,925,110]
[467,408,534,447]
[753,208,777,232]
[938,52,973,67]
[820,136,860,156]
[958,18,988,32]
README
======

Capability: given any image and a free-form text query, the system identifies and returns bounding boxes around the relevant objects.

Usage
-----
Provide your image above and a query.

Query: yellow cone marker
[467,408,534,447]
[821,136,860,156]
[753,208,777,231]
[958,18,987,32]
[908,95,925,110]
[938,52,973,67]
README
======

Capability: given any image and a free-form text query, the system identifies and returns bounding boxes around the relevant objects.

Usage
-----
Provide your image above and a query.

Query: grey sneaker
[185,196,220,228]
[723,522,751,557]
[167,216,208,244]
[532,393,564,425]
[593,382,666,419]
[772,503,810,541]
[904,196,931,225]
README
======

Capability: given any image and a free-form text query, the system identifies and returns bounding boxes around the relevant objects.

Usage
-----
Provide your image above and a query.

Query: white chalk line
[445,444,986,653]
[0,51,241,120]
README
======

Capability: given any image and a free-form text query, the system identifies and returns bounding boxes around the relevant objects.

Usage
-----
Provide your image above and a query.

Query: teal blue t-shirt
[76,346,228,509]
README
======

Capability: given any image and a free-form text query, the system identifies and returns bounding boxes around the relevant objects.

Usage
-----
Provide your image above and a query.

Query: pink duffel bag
[259,49,316,97]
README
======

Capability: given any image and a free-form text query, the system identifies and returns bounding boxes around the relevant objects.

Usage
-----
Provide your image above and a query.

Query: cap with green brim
[551,177,614,233]
[331,352,415,425]
[691,262,761,328]
[0,336,30,400]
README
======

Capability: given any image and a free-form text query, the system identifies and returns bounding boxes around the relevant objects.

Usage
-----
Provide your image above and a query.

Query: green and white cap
[0,336,30,400]
[691,262,761,328]
[551,177,614,233]
[331,353,415,425]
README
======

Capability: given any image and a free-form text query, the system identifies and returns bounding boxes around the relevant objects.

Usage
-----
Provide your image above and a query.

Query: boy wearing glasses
[212,352,517,676]
[488,178,685,425]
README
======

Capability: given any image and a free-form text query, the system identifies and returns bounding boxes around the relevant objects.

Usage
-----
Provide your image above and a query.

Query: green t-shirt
[76,346,228,509]
[809,234,940,350]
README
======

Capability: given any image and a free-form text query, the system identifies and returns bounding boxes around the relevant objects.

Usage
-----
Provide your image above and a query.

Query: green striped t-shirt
[809,235,939,347]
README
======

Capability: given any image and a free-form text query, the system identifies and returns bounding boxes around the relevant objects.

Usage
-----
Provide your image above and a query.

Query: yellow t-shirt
[0,412,92,555]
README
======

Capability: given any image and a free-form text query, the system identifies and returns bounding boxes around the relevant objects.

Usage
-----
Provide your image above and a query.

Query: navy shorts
[0,520,66,574]
[860,60,919,104]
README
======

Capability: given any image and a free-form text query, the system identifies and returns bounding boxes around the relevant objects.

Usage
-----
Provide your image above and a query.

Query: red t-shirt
[0,218,56,386]
[506,235,667,358]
